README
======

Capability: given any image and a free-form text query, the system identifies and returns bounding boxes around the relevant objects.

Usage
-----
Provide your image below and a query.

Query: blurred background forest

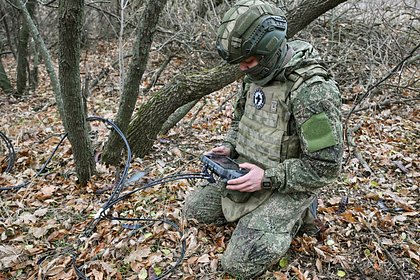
[0,0,419,279]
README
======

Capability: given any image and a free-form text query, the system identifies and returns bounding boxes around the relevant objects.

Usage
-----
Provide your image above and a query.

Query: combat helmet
[216,0,288,83]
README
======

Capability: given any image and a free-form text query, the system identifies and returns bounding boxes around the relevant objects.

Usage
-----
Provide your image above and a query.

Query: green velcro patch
[301,112,337,152]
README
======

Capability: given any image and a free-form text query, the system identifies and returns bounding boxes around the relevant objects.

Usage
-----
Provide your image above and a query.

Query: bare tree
[0,56,14,95]
[12,0,64,115]
[102,0,168,165]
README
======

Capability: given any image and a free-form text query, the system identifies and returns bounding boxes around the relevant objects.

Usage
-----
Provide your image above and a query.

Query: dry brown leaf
[45,265,66,277]
[124,246,151,263]
[316,258,323,273]
[197,253,211,263]
[272,271,288,280]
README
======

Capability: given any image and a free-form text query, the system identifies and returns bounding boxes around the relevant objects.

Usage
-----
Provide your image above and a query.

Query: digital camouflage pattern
[184,183,315,279]
[184,39,343,279]
[185,22,343,280]
[216,0,287,64]
[225,40,343,195]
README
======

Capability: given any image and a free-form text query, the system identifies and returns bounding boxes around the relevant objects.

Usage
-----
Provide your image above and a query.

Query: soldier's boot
[298,198,321,236]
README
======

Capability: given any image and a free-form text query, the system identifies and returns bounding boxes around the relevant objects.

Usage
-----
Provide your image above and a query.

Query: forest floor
[1,5,419,278]
[0,49,419,280]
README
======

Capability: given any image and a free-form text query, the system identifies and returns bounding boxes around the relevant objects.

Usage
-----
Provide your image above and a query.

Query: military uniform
[184,40,343,279]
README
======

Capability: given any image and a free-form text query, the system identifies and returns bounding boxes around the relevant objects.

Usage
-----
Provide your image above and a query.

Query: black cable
[86,116,132,205]
[0,131,16,173]
[1,116,210,279]
[71,171,211,279]
[105,172,211,210]
[0,132,68,191]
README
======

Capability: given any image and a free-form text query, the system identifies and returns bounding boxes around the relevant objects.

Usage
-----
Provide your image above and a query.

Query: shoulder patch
[301,112,337,152]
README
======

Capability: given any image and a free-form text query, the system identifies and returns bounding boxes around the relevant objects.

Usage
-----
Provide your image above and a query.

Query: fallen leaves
[0,245,20,269]
[1,5,419,279]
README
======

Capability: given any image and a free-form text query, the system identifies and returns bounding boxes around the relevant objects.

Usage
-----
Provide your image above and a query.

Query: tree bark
[59,0,96,185]
[0,56,14,95]
[128,63,242,156]
[287,0,348,37]
[14,0,64,118]
[16,0,36,96]
[102,0,168,165]
[160,99,199,135]
[127,0,348,158]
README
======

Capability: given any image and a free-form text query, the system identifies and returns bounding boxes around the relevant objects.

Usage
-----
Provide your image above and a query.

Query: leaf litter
[0,28,419,280]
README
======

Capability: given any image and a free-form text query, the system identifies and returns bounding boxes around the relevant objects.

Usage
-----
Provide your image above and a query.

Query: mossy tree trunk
[127,0,348,158]
[128,64,242,156]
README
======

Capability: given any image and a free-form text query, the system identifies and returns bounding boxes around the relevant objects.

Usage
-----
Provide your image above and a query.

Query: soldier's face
[239,56,259,72]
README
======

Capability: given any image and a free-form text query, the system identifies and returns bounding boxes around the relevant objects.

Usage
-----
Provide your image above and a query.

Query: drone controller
[200,154,248,181]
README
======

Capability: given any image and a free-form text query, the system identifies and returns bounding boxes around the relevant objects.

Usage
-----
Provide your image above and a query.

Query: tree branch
[128,0,350,157]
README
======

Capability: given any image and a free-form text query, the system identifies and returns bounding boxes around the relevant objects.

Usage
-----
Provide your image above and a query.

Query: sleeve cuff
[264,167,285,191]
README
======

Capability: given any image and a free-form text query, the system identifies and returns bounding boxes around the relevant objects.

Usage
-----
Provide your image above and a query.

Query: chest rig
[236,63,328,169]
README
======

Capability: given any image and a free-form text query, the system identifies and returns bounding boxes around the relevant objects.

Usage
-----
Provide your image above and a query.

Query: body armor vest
[237,63,329,169]
[222,62,330,222]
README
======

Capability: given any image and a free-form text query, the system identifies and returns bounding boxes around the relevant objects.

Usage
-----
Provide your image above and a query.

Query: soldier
[184,0,343,278]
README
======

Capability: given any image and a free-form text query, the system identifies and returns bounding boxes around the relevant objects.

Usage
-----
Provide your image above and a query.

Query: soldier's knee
[221,255,266,279]
[183,188,225,225]
[221,227,291,279]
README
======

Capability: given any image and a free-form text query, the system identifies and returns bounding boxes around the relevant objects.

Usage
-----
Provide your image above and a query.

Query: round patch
[253,88,265,110]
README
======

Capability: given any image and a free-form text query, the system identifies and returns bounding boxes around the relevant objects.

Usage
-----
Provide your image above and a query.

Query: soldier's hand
[226,163,264,192]
[210,145,231,156]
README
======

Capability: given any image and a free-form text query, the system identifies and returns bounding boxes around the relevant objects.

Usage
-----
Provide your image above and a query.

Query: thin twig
[364,222,408,280]
[345,43,420,125]
[143,54,175,94]
[347,122,375,175]
[345,98,420,115]
[89,54,132,90]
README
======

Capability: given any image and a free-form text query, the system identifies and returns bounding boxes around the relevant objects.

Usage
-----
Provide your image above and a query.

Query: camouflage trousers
[183,182,316,279]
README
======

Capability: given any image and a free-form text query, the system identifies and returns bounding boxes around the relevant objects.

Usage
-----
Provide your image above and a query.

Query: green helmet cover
[216,0,288,64]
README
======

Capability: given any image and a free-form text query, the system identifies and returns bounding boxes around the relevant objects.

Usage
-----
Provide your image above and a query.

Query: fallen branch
[188,98,207,127]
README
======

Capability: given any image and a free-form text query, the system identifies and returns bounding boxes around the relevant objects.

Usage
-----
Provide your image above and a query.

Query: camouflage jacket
[224,40,343,194]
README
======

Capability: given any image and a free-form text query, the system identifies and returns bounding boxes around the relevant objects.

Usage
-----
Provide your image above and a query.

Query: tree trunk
[14,0,64,118]
[16,0,36,96]
[128,63,242,156]
[287,0,348,37]
[160,99,199,135]
[59,0,95,185]
[0,57,14,95]
[102,0,168,165]
[127,0,348,158]
[0,1,17,60]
